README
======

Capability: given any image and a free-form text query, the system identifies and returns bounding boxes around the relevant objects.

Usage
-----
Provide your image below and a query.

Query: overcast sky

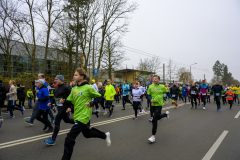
[122,0,240,82]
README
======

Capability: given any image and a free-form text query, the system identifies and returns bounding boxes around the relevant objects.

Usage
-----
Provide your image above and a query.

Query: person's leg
[42,109,53,128]
[133,102,138,117]
[52,107,70,141]
[0,100,3,115]
[122,96,126,109]
[191,96,194,107]
[8,100,13,116]
[152,106,166,135]
[109,101,113,115]
[150,103,153,117]
[229,100,233,109]
[30,101,39,122]
[49,109,54,119]
[100,99,105,110]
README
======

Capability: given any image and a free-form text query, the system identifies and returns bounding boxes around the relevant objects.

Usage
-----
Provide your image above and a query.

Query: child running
[131,83,143,120]
[226,89,234,109]
[60,68,111,160]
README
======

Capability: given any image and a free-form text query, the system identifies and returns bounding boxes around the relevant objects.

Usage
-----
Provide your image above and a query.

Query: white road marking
[202,130,229,160]
[234,111,240,118]
[0,102,186,149]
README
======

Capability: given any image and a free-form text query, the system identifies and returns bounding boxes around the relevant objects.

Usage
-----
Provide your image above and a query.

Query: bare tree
[166,59,177,82]
[176,67,191,84]
[11,0,38,75]
[136,57,162,74]
[101,35,126,79]
[96,0,138,71]
[0,0,19,77]
[36,0,64,74]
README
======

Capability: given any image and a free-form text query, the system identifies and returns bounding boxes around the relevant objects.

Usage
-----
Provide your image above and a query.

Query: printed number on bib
[191,91,195,95]
[216,93,220,96]
[228,95,233,98]
[172,94,175,97]
[202,93,206,96]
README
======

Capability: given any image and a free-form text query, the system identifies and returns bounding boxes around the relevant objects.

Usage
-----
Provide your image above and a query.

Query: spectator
[27,88,33,108]
[17,84,26,109]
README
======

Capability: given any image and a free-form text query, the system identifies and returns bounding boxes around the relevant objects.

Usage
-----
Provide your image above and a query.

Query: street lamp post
[190,63,197,84]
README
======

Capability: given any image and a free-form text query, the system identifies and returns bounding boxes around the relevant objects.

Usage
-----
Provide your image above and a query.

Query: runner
[212,81,223,111]
[235,85,240,104]
[182,84,188,104]
[122,80,132,110]
[147,75,175,143]
[207,89,211,103]
[225,89,234,109]
[60,68,111,160]
[221,86,227,105]
[179,85,183,102]
[35,79,53,133]
[98,83,107,115]
[44,75,74,145]
[25,73,55,125]
[6,80,25,118]
[190,83,198,109]
[104,79,116,117]
[170,82,180,108]
[131,83,143,120]
[198,80,209,110]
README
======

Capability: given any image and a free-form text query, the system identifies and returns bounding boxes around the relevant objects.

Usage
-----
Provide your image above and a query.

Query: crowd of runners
[0,67,239,160]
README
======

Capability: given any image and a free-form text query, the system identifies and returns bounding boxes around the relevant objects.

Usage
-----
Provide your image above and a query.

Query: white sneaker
[148,136,155,143]
[166,111,169,119]
[141,109,145,114]
[103,111,107,115]
[105,132,111,146]
[203,107,206,110]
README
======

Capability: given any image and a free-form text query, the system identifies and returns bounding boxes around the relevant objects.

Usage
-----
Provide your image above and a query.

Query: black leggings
[191,96,197,107]
[183,95,187,102]
[36,109,52,128]
[100,99,105,110]
[19,98,25,106]
[62,121,106,160]
[52,106,74,141]
[122,95,132,109]
[105,101,113,114]
[0,100,4,115]
[229,100,233,109]
[215,96,221,108]
[8,100,23,116]
[152,106,167,135]
[222,96,226,104]
[133,101,141,117]
[201,95,207,106]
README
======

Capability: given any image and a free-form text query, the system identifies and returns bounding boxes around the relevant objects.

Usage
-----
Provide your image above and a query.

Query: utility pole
[163,63,165,83]
[92,36,95,79]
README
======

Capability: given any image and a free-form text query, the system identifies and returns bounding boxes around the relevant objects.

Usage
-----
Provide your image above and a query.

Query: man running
[35,79,53,133]
[147,75,175,143]
[44,75,74,145]
[60,68,111,160]
[190,83,198,109]
[235,85,240,104]
[104,79,116,117]
[122,80,132,110]
[212,81,223,111]
[170,82,180,108]
[198,80,209,110]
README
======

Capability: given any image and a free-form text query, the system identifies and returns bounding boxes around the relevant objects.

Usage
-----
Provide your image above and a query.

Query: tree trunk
[75,3,80,69]
[68,51,72,79]
[42,27,51,74]
[7,53,11,78]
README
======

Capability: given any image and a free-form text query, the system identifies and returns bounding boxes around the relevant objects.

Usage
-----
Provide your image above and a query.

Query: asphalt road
[1,98,240,160]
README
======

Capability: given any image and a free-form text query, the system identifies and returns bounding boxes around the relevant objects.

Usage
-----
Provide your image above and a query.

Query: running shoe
[198,103,200,106]
[103,111,107,115]
[191,106,194,109]
[175,106,178,109]
[0,119,2,128]
[166,101,168,104]
[51,117,55,124]
[46,127,53,133]
[4,111,8,114]
[7,115,15,119]
[133,117,138,120]
[25,120,33,125]
[108,114,113,118]
[122,108,125,110]
[203,107,206,110]
[95,111,99,118]
[219,107,222,110]
[217,108,219,111]
[146,107,149,110]
[22,109,25,115]
[166,111,169,119]
[195,105,197,109]
[148,136,155,143]
[44,138,56,145]
[105,132,111,146]
[141,110,145,114]
[149,117,153,122]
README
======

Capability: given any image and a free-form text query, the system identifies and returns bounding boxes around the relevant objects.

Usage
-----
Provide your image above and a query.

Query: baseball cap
[35,79,45,85]
[92,79,95,83]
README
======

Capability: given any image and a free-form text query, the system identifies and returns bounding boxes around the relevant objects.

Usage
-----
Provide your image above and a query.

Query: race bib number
[123,94,126,96]
[55,98,63,106]
[228,95,233,98]
[237,91,239,93]
[207,93,210,95]
[215,93,220,96]
[9,95,12,100]
[191,91,195,95]
[221,95,225,97]
[202,93,206,96]
[172,94,175,97]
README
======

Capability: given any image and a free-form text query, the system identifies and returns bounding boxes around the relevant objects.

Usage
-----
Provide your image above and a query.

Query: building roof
[114,69,155,75]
